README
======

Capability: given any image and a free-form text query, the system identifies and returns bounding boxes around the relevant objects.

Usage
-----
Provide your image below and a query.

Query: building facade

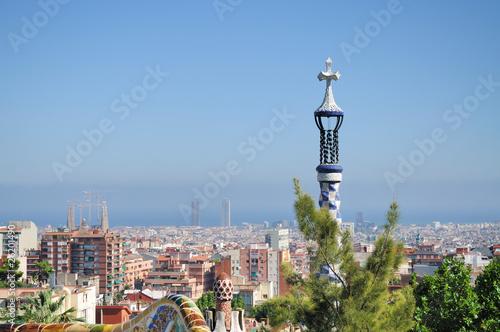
[71,230,125,299]
[25,249,41,282]
[268,249,291,297]
[0,221,37,257]
[221,198,230,228]
[123,254,153,289]
[265,226,289,250]
[41,230,79,276]
[144,251,215,300]
[240,244,269,282]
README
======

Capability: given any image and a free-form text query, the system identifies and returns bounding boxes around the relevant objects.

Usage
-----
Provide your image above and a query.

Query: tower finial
[316,57,343,115]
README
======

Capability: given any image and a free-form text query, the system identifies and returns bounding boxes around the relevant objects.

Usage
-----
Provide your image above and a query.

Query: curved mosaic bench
[0,294,210,332]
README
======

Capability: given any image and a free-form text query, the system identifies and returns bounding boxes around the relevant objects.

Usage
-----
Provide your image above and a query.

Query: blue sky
[1,1,499,228]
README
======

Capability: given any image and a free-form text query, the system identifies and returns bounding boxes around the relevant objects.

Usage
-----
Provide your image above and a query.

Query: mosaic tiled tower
[315,58,344,225]
[214,272,233,330]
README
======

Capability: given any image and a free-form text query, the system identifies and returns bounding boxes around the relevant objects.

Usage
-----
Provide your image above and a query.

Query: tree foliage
[0,259,25,288]
[196,291,216,312]
[412,257,480,332]
[0,288,85,324]
[475,257,500,330]
[277,178,414,331]
[231,295,245,310]
[250,295,299,327]
[250,300,273,321]
[413,256,500,332]
[33,261,55,286]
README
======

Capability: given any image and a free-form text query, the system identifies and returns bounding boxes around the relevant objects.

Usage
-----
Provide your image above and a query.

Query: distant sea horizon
[1,207,498,230]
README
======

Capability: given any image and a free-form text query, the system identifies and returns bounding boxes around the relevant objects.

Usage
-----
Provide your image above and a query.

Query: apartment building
[265,226,289,251]
[144,251,215,300]
[268,249,291,297]
[71,230,125,298]
[240,243,270,282]
[41,230,79,275]
[123,254,153,289]
[0,221,37,257]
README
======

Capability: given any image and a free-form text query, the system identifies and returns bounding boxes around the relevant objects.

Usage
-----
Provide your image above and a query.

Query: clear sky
[1,1,499,228]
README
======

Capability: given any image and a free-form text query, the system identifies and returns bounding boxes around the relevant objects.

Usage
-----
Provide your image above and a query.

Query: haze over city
[1,1,499,228]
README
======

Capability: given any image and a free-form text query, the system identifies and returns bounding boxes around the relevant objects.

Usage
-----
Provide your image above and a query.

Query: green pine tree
[273,178,415,331]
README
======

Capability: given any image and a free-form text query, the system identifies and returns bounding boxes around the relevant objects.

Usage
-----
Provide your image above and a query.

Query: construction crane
[81,189,118,227]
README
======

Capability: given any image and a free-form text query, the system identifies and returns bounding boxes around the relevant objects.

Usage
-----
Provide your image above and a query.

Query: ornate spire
[315,57,343,115]
[314,57,344,225]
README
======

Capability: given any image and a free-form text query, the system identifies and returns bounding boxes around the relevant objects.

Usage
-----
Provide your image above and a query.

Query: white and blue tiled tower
[315,58,344,225]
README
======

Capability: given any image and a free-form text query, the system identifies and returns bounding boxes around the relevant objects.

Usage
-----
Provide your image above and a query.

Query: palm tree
[1,289,86,324]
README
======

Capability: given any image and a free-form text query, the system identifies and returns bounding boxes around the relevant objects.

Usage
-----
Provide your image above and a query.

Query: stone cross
[316,57,342,113]
[318,57,341,83]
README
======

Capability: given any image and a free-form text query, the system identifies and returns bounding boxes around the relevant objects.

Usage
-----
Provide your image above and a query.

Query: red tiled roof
[189,255,209,261]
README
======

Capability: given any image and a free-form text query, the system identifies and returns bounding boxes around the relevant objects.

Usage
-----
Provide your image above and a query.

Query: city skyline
[1,2,500,228]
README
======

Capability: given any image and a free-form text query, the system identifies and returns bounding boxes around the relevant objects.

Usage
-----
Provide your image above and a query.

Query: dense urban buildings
[1,213,500,330]
[144,250,215,299]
